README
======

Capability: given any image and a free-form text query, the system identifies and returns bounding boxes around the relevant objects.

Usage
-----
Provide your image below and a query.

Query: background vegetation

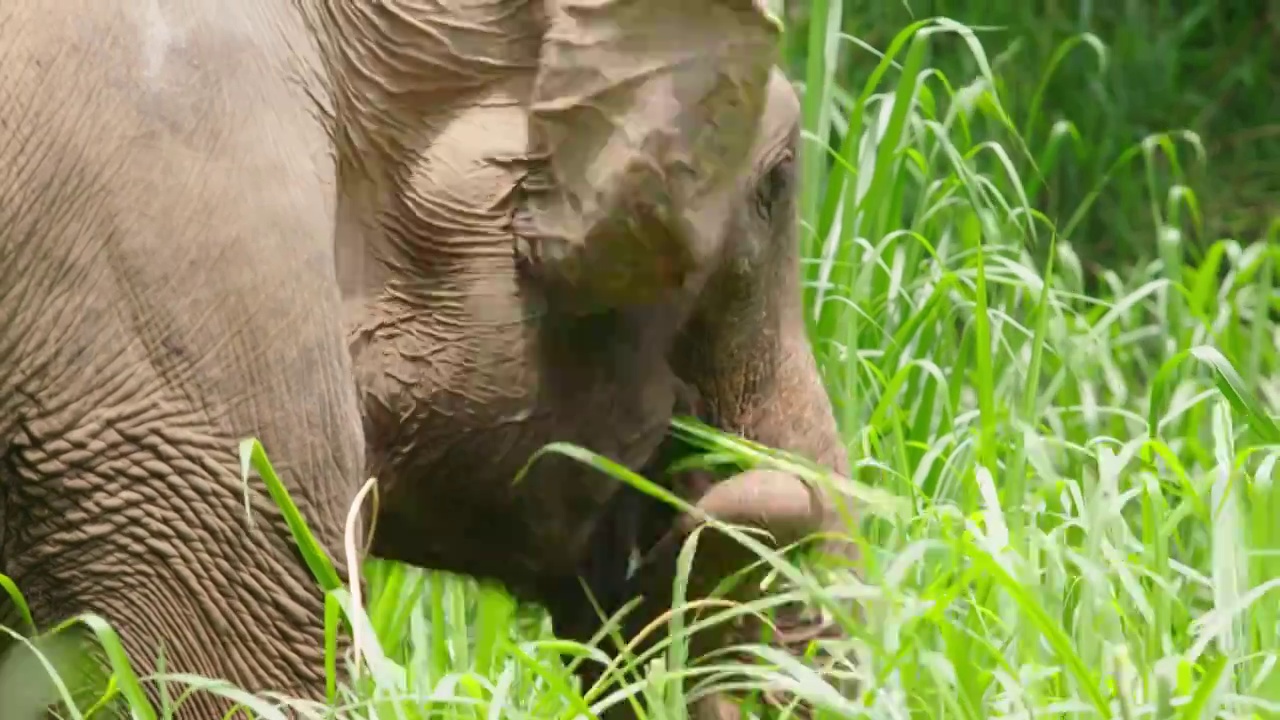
[3,1,1279,718]
[783,0,1279,273]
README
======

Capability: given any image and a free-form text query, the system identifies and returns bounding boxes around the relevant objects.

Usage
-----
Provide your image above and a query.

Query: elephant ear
[514,0,781,312]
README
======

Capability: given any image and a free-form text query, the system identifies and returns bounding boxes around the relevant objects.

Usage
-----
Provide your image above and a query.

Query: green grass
[5,9,1280,720]
[783,0,1279,269]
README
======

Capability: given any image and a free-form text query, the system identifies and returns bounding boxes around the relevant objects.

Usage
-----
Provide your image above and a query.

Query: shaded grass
[784,0,1279,269]
[5,10,1280,720]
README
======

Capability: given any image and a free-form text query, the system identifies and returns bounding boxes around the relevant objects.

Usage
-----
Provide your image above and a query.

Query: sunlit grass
[4,9,1280,720]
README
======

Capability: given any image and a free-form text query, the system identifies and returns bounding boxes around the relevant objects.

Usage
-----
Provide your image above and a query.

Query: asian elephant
[0,0,854,718]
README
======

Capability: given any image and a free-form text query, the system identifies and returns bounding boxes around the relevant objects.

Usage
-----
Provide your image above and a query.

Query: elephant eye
[753,150,796,221]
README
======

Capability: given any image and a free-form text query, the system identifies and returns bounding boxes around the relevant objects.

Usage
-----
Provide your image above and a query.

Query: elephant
[0,0,855,718]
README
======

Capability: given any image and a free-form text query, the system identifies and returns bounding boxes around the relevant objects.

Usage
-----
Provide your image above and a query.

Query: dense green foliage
[784,0,1279,271]
[3,5,1279,719]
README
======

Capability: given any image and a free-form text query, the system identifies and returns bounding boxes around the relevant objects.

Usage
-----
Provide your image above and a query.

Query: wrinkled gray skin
[0,0,852,718]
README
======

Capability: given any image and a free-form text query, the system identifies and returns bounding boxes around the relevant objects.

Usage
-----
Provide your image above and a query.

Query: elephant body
[0,0,363,711]
[1,0,853,717]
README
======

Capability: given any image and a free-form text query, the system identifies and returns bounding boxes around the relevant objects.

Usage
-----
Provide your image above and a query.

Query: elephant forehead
[753,69,801,158]
[400,99,529,240]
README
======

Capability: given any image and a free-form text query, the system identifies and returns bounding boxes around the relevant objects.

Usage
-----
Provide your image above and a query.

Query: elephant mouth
[585,405,852,716]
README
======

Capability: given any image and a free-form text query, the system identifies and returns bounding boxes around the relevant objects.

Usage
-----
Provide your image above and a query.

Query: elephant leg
[0,298,364,719]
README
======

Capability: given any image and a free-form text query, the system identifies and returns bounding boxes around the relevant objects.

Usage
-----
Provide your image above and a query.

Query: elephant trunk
[616,164,859,715]
[629,468,824,613]
[668,202,855,558]
[700,321,858,569]
[611,356,853,718]
[632,320,856,629]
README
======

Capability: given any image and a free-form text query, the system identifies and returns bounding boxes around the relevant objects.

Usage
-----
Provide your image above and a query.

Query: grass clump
[5,10,1280,720]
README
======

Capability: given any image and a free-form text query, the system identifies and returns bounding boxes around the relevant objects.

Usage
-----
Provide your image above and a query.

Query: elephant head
[309,0,850,716]
[560,70,858,719]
